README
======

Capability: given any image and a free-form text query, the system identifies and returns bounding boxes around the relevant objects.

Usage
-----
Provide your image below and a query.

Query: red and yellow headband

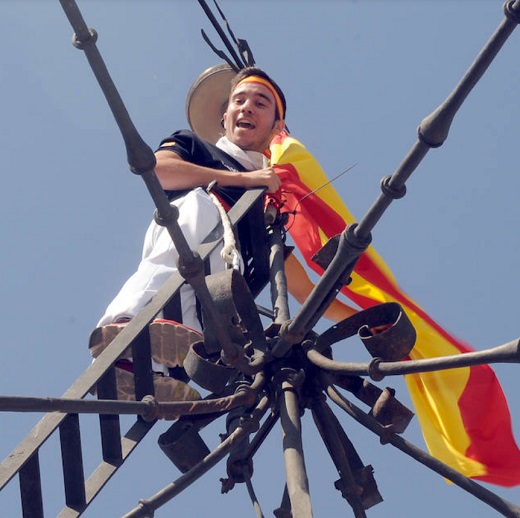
[235,75,285,120]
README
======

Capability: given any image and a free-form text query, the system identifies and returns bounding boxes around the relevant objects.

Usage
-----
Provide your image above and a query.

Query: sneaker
[148,320,203,368]
[89,319,202,367]
[113,360,201,403]
[89,320,201,404]
[88,322,131,360]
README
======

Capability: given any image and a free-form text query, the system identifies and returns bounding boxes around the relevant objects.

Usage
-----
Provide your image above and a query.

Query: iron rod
[244,469,265,518]
[0,388,257,421]
[278,373,313,517]
[307,338,520,380]
[123,427,249,517]
[196,0,245,69]
[311,398,367,517]
[268,225,291,324]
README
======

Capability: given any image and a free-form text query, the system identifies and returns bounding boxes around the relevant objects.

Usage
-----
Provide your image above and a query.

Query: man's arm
[154,150,281,192]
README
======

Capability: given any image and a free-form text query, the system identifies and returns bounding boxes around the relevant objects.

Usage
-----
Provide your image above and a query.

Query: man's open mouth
[237,120,255,129]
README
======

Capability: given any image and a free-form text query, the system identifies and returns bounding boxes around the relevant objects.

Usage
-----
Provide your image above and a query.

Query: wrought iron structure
[0,1,520,517]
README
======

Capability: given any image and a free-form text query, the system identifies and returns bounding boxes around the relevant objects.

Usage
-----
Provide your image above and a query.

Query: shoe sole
[89,320,202,405]
[148,320,202,367]
[89,322,131,360]
[114,367,201,403]
[89,320,202,367]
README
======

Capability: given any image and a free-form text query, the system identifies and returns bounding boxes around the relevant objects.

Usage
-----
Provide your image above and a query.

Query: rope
[208,191,243,271]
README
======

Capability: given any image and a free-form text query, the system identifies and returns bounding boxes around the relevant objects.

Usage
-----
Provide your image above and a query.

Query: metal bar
[278,372,313,518]
[306,338,520,380]
[58,418,155,518]
[310,398,367,517]
[58,0,156,176]
[59,414,86,510]
[96,368,123,464]
[0,388,257,420]
[19,452,44,518]
[323,374,520,518]
[243,409,279,460]
[99,413,123,464]
[196,0,245,69]
[123,427,249,518]
[243,469,265,518]
[273,236,362,358]
[268,224,290,324]
[356,0,520,242]
[418,0,520,148]
[131,330,155,402]
[0,395,160,416]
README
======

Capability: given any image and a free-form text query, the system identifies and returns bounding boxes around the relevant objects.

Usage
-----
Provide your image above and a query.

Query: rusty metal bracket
[315,302,416,361]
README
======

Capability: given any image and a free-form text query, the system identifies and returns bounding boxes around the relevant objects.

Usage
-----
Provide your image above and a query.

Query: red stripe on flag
[461,364,520,486]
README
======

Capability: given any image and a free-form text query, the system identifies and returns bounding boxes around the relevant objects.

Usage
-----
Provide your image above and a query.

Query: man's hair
[230,67,287,121]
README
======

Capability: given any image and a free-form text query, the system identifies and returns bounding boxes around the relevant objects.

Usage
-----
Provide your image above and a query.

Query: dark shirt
[157,129,247,207]
[157,129,270,296]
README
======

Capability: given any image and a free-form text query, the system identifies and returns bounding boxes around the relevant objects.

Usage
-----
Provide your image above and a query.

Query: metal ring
[368,357,385,382]
[504,0,520,23]
[140,395,159,422]
[153,206,179,227]
[345,223,372,251]
[381,175,406,200]
[72,28,98,49]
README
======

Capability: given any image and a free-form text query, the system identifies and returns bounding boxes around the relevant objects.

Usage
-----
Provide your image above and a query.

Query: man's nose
[241,99,254,113]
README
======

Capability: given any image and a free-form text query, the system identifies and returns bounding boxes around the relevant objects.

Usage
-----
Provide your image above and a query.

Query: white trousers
[97,187,224,332]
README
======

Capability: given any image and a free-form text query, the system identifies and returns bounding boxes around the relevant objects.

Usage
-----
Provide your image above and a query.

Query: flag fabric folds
[268,130,520,486]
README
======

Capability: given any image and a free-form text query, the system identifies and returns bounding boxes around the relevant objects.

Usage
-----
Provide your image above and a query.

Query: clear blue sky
[1,1,519,516]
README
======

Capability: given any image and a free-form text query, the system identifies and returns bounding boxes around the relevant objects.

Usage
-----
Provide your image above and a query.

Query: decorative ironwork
[0,1,519,517]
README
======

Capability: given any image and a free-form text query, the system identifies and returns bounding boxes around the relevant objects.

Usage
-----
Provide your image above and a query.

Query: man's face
[223,81,284,153]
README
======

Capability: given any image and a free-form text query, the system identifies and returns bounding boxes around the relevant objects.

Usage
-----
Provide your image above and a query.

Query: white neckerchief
[215,136,267,171]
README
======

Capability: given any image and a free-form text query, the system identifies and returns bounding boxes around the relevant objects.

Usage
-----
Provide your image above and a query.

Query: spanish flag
[269,130,520,486]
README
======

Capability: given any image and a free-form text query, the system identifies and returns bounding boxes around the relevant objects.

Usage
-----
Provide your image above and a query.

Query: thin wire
[281,163,358,232]
[299,163,357,203]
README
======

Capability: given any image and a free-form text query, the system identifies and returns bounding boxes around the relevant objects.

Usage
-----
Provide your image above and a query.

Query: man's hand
[245,167,282,193]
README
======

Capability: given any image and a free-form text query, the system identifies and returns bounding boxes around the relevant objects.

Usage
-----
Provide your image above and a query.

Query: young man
[91,66,358,401]
[90,67,292,401]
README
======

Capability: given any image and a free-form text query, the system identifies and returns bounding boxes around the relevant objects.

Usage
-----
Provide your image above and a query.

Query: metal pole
[306,338,520,381]
[277,370,313,517]
[268,224,291,324]
[310,396,367,517]
[0,387,258,422]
